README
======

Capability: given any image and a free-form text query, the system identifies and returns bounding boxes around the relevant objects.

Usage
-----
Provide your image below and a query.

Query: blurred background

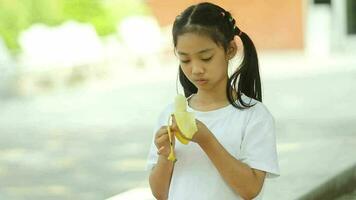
[0,0,355,199]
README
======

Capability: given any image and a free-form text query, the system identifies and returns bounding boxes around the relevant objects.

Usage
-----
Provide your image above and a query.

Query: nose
[191,61,205,75]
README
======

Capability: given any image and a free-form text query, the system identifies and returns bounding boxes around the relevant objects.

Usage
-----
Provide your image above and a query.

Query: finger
[156,134,169,145]
[172,115,183,133]
[157,146,165,154]
[171,115,176,125]
[169,130,176,142]
[155,126,168,138]
[170,118,178,132]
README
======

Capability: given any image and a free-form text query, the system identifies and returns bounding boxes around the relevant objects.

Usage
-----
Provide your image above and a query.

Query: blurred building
[145,0,356,55]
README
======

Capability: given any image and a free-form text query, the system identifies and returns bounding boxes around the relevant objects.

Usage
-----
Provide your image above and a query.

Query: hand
[191,119,212,144]
[171,116,211,145]
[154,125,176,157]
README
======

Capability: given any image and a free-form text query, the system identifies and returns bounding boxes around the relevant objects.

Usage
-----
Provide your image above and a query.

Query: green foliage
[0,0,31,51]
[0,0,149,52]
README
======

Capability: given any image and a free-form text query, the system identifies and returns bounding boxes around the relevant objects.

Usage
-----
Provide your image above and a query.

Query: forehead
[176,32,218,55]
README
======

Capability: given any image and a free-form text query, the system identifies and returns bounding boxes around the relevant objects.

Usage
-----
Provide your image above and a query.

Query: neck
[193,76,229,106]
[195,90,228,106]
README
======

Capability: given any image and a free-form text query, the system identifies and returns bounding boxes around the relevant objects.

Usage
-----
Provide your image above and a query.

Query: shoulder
[238,96,276,141]
[239,94,274,123]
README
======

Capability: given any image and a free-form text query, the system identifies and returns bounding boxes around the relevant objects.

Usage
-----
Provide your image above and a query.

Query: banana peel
[166,94,198,162]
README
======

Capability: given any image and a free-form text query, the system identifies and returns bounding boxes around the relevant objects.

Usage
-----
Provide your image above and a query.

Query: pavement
[0,52,356,200]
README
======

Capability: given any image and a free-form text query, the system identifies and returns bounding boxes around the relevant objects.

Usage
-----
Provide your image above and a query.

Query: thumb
[168,127,176,144]
[169,127,176,141]
[171,114,179,132]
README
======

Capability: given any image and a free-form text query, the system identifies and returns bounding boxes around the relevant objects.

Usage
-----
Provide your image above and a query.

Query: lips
[194,78,208,81]
[194,79,208,85]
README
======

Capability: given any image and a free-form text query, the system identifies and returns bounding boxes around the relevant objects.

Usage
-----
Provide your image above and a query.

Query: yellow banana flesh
[173,94,198,143]
[166,94,198,162]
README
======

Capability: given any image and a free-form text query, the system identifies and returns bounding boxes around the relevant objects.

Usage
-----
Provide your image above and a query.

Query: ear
[226,40,237,60]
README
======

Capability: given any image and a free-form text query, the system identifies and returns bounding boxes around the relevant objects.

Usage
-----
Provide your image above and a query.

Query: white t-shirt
[146,94,280,200]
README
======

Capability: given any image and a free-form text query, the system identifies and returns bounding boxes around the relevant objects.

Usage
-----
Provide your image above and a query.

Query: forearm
[149,155,175,200]
[198,134,259,199]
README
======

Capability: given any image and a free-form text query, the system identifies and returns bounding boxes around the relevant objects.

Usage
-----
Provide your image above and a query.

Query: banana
[166,94,198,162]
[173,94,198,143]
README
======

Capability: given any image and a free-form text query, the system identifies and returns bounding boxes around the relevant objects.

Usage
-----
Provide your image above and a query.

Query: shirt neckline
[186,93,234,114]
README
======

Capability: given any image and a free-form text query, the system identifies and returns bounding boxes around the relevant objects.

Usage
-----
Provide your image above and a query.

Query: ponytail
[227,30,262,109]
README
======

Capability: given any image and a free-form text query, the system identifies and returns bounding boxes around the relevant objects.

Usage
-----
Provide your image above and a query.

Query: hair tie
[234,26,243,37]
[222,11,242,37]
[228,16,233,22]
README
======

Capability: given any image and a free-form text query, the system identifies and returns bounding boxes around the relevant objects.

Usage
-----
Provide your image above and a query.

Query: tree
[0,0,149,52]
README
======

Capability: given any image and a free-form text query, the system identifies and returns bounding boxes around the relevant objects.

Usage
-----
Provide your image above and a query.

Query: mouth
[194,79,208,85]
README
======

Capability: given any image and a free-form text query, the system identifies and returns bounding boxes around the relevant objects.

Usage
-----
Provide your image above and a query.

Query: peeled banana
[166,94,198,162]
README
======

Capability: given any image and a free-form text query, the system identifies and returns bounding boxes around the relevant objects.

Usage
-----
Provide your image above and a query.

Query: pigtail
[239,32,261,101]
[231,30,262,108]
[225,12,262,109]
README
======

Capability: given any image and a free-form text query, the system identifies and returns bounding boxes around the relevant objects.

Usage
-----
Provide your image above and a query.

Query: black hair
[172,2,262,109]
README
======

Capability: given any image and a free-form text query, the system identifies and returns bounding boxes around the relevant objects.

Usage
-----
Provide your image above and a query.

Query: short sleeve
[239,103,280,178]
[145,103,173,171]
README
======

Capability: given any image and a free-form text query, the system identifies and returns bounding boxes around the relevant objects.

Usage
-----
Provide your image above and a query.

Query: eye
[202,57,213,62]
[180,60,190,64]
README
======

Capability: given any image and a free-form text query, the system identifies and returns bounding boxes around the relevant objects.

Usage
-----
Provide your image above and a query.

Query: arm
[169,114,266,199]
[149,155,175,200]
[149,125,176,200]
[195,122,266,200]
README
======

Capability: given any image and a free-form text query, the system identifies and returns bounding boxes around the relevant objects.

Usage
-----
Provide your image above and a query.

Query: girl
[146,2,280,200]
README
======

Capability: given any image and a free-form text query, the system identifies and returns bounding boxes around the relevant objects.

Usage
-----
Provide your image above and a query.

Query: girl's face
[176,32,233,92]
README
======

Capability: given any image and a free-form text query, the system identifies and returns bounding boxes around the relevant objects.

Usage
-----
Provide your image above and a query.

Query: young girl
[146,2,280,200]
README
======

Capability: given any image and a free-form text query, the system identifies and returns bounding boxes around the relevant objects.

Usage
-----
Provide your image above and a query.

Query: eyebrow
[177,48,214,56]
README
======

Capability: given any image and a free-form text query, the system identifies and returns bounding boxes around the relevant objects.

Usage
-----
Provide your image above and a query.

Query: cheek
[211,58,228,74]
